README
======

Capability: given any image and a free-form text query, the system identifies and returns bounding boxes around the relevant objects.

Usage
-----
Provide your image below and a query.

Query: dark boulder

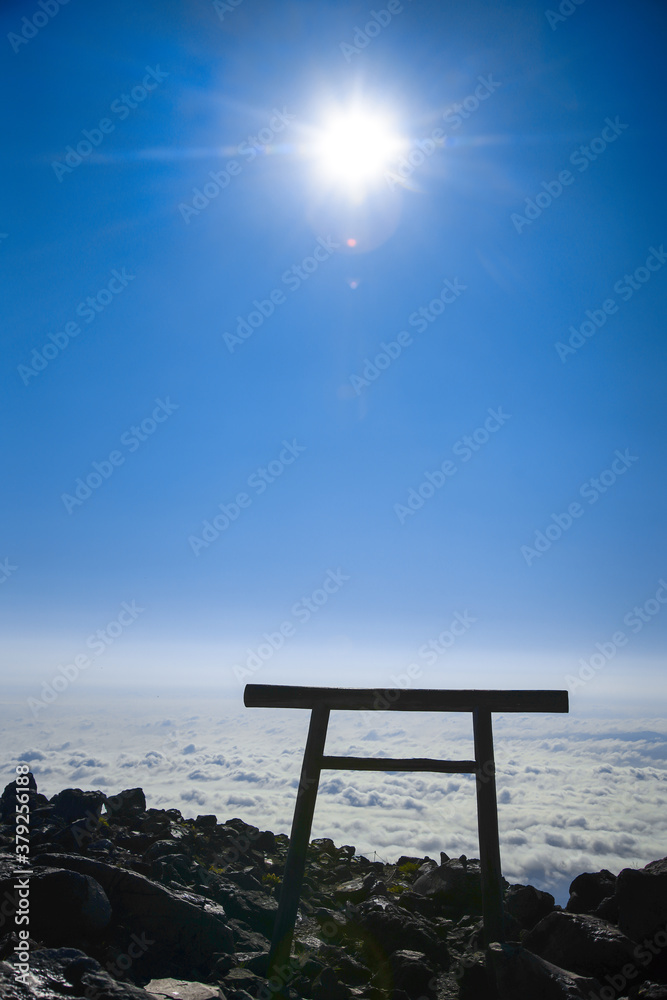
[488,941,603,999]
[0,773,47,823]
[105,788,147,819]
[32,852,234,978]
[51,788,106,825]
[29,868,112,941]
[628,985,667,998]
[617,858,667,943]
[505,883,555,930]
[566,869,617,915]
[413,857,490,916]
[333,874,375,904]
[524,910,637,981]
[347,895,447,965]
[311,965,351,1000]
[0,946,151,999]
[389,949,436,996]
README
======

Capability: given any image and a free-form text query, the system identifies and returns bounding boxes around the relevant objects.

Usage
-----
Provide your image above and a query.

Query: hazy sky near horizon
[2,0,667,710]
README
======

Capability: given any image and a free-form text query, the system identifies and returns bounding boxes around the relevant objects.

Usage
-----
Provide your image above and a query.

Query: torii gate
[244,684,568,979]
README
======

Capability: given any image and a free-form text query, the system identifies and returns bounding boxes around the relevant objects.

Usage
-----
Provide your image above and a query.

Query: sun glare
[314,109,404,190]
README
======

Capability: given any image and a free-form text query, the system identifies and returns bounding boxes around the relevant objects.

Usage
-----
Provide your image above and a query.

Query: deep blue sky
[2,0,666,701]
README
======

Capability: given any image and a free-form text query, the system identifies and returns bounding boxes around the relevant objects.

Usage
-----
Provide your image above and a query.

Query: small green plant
[397,861,420,875]
[262,872,281,887]
[388,884,405,895]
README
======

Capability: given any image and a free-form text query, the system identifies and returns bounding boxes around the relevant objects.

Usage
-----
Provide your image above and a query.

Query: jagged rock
[312,965,350,999]
[203,877,277,937]
[51,788,106,824]
[524,910,637,981]
[221,966,266,996]
[0,946,150,999]
[395,889,441,920]
[28,868,112,940]
[223,870,264,893]
[628,984,667,998]
[145,977,225,999]
[146,840,190,861]
[332,951,371,985]
[0,774,47,823]
[566,869,617,915]
[617,859,667,943]
[333,874,375,904]
[505,883,555,930]
[105,788,147,818]
[194,815,218,829]
[487,941,604,999]
[32,852,234,978]
[254,830,276,854]
[347,895,447,965]
[595,893,620,923]
[389,949,436,996]
[413,857,490,916]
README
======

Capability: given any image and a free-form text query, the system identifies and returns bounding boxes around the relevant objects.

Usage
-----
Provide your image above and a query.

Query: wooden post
[473,706,504,945]
[243,686,569,971]
[268,704,330,987]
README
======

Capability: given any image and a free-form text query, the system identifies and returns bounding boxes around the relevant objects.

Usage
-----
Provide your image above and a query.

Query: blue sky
[2,0,666,706]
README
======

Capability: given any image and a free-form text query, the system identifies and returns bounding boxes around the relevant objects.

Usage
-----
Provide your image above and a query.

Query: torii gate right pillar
[473,705,504,944]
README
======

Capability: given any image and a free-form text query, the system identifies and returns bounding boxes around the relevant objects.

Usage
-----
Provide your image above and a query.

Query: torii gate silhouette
[244,684,568,980]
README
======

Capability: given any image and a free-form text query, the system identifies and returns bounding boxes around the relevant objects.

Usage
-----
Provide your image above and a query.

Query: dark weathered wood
[245,684,569,714]
[473,706,504,945]
[321,756,477,773]
[246,684,570,964]
[268,704,329,986]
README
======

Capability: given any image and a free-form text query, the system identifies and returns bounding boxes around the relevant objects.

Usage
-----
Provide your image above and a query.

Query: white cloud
[2,690,666,905]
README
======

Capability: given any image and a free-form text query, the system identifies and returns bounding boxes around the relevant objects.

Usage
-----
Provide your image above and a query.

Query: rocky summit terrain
[1,775,667,1000]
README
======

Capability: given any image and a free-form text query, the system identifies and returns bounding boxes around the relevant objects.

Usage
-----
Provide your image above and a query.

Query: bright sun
[314,109,404,190]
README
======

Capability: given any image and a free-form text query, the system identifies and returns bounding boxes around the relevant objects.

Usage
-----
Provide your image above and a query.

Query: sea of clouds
[3,686,666,906]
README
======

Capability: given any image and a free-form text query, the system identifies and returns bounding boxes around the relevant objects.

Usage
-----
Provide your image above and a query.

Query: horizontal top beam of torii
[243,684,569,714]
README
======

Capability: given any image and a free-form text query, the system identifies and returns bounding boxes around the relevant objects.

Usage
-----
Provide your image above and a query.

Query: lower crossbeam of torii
[243,683,569,984]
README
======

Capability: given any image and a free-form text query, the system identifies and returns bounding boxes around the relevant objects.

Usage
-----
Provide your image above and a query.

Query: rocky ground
[1,775,666,999]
